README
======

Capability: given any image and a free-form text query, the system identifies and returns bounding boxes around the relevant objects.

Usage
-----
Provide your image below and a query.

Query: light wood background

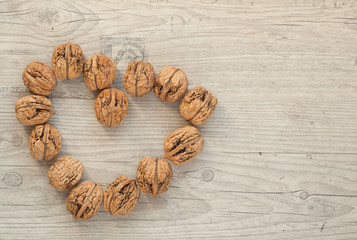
[0,0,357,239]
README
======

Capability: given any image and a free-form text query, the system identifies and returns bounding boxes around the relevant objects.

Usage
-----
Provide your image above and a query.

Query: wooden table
[1,0,356,239]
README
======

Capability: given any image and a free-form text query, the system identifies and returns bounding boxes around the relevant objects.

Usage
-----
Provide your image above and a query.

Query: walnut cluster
[15,42,218,221]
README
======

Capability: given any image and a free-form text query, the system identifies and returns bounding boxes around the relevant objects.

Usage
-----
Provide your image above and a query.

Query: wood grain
[0,0,356,239]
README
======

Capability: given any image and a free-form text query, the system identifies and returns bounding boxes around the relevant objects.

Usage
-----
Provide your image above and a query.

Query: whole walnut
[180,87,217,125]
[66,180,103,220]
[103,175,140,216]
[123,61,155,97]
[29,123,62,161]
[164,126,204,165]
[15,95,55,126]
[83,53,117,91]
[48,156,84,191]
[52,42,84,80]
[154,66,188,102]
[95,88,128,127]
[136,157,172,198]
[22,61,57,95]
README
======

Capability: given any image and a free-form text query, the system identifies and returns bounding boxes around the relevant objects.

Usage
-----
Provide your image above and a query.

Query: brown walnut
[29,123,62,161]
[154,66,188,102]
[164,126,204,165]
[94,88,128,127]
[83,53,117,91]
[103,175,140,216]
[52,42,84,80]
[15,95,55,126]
[136,157,172,198]
[48,156,84,191]
[123,61,155,97]
[22,61,57,96]
[180,87,217,125]
[66,180,103,220]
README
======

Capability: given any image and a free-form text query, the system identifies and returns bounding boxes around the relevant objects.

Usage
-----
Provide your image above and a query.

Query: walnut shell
[52,42,84,80]
[123,61,155,97]
[22,61,57,96]
[83,53,117,91]
[164,126,204,165]
[180,87,217,125]
[48,156,84,191]
[103,175,140,216]
[136,157,172,198]
[29,123,62,161]
[154,66,188,102]
[94,88,128,127]
[15,95,55,126]
[66,180,103,220]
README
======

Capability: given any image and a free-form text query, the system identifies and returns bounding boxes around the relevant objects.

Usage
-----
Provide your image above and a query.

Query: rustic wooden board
[0,0,357,239]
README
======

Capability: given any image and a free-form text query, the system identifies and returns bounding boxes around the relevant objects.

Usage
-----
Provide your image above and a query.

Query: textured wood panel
[0,0,356,239]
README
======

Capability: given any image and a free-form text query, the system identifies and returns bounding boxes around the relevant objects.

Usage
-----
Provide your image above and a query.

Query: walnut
[52,42,84,80]
[94,88,128,127]
[48,156,84,191]
[83,53,117,91]
[103,175,140,216]
[66,180,103,220]
[123,61,155,97]
[164,126,204,165]
[154,66,188,102]
[136,157,172,198]
[15,95,55,126]
[180,87,217,125]
[29,123,62,161]
[22,61,57,96]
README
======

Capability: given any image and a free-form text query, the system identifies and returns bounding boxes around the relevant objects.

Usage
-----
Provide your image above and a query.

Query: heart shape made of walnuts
[15,42,217,220]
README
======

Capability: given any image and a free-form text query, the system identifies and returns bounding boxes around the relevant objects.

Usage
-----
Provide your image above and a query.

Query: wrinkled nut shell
[136,157,172,198]
[180,87,217,125]
[154,66,188,102]
[48,156,84,191]
[123,61,155,97]
[66,180,103,220]
[103,175,140,216]
[83,53,117,91]
[29,123,62,161]
[164,126,204,165]
[52,42,84,80]
[95,88,128,127]
[15,95,55,126]
[22,61,57,95]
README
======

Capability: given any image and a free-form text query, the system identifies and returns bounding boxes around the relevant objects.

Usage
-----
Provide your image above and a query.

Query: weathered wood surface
[0,0,357,239]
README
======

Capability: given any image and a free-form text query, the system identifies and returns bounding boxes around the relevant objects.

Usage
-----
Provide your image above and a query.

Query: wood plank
[0,0,356,239]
